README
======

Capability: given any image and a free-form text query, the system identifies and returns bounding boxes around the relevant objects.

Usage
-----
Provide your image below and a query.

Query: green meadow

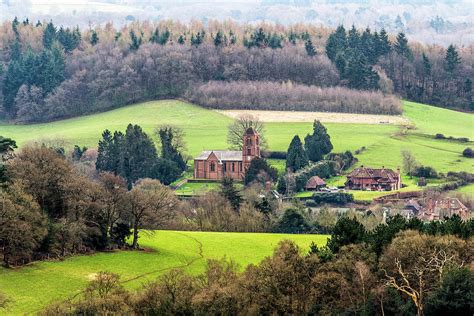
[0,231,326,315]
[1,99,472,173]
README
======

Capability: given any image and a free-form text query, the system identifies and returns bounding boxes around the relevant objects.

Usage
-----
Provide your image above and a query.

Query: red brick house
[345,166,401,191]
[418,198,470,221]
[194,128,260,180]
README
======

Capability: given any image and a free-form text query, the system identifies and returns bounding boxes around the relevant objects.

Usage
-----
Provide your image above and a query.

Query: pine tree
[305,39,316,56]
[304,120,333,162]
[90,30,99,46]
[129,30,142,50]
[268,33,283,49]
[213,31,224,47]
[325,25,347,62]
[2,60,23,115]
[378,28,391,56]
[177,34,185,44]
[43,21,57,49]
[96,129,114,172]
[286,135,308,172]
[347,25,360,51]
[220,177,242,212]
[422,53,431,76]
[394,32,412,60]
[288,31,297,45]
[229,30,237,45]
[444,44,461,73]
[244,158,278,186]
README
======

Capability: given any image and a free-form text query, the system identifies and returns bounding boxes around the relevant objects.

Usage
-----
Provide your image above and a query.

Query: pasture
[1,99,472,174]
[0,231,327,315]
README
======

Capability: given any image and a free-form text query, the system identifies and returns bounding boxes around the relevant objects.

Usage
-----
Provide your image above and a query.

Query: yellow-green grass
[175,181,221,195]
[0,230,327,315]
[455,183,474,198]
[0,100,472,173]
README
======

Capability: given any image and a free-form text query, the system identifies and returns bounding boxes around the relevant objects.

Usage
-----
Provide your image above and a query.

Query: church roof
[195,150,242,162]
[245,127,257,135]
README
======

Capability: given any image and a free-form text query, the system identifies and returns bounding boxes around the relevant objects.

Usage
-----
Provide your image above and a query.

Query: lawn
[0,99,472,175]
[0,230,327,315]
[175,181,222,195]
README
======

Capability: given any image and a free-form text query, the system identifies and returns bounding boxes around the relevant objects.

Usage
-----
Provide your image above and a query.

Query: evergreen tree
[229,30,237,45]
[220,177,242,212]
[422,53,431,76]
[158,127,186,172]
[0,136,17,183]
[177,34,185,44]
[394,32,412,60]
[347,25,360,51]
[43,21,57,49]
[268,33,283,49]
[2,60,23,115]
[244,157,278,186]
[213,31,224,47]
[12,17,19,37]
[325,25,347,62]
[305,39,316,56]
[286,135,308,172]
[129,30,142,50]
[377,28,391,56]
[96,129,114,172]
[444,44,461,73]
[246,28,268,48]
[304,120,333,162]
[90,30,99,46]
[288,31,297,45]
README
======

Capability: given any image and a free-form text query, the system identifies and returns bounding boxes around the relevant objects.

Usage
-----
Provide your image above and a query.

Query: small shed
[305,176,326,191]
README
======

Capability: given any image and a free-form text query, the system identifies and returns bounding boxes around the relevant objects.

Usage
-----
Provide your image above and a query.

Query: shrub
[261,151,287,159]
[305,199,317,207]
[274,208,312,233]
[312,192,354,205]
[413,166,438,178]
[435,133,445,139]
[462,148,474,158]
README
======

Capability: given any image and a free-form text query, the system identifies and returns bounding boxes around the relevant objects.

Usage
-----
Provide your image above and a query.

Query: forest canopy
[0,19,471,123]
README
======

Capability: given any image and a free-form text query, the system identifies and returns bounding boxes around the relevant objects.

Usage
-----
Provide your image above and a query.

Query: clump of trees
[96,124,186,187]
[462,147,474,158]
[43,215,474,315]
[189,81,403,115]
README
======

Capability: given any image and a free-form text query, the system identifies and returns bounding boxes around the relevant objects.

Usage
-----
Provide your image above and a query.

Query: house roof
[194,150,242,162]
[305,176,326,189]
[347,167,399,183]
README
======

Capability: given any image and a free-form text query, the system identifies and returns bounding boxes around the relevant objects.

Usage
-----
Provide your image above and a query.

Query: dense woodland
[0,19,472,123]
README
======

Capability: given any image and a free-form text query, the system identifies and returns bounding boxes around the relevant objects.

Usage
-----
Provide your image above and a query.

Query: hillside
[0,231,326,315]
[1,99,472,173]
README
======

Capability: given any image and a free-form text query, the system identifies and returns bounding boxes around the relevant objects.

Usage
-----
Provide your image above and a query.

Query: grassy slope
[2,99,471,173]
[0,231,327,315]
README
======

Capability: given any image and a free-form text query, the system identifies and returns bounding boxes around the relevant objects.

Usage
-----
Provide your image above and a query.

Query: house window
[239,162,242,171]
[246,138,252,146]
[210,162,215,172]
[223,163,226,172]
[232,162,235,172]
[247,148,251,156]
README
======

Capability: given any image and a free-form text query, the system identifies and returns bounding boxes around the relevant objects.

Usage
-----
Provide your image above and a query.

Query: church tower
[242,127,260,170]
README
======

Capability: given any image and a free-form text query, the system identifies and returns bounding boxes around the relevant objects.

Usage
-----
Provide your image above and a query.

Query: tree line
[0,19,471,123]
[42,215,474,316]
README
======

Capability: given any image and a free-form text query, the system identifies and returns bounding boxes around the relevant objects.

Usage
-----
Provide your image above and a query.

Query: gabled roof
[347,167,399,182]
[305,176,326,189]
[195,150,242,162]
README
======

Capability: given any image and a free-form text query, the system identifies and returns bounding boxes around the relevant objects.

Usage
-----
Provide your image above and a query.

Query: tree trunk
[132,221,139,249]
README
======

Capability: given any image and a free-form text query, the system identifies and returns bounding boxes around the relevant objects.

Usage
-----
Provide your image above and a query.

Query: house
[418,197,470,221]
[193,127,260,180]
[345,166,401,191]
[305,176,326,191]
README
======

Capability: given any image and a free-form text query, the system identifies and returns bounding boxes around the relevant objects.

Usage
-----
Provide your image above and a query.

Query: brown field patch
[216,109,410,125]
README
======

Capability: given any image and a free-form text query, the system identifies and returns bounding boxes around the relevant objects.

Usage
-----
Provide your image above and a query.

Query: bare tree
[401,150,418,178]
[227,114,267,150]
[126,179,178,249]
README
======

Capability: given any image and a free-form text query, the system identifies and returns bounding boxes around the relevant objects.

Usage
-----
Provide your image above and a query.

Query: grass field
[0,231,327,315]
[1,100,472,174]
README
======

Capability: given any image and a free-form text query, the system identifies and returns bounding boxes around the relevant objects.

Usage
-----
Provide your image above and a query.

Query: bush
[274,208,312,233]
[261,151,287,159]
[312,192,354,205]
[413,166,438,178]
[435,133,445,139]
[305,199,317,207]
[462,148,474,158]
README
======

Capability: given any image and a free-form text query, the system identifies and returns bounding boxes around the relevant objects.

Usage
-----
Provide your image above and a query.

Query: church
[193,127,260,180]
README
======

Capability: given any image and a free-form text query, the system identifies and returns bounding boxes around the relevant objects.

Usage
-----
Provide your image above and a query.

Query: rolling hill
[0,231,326,315]
[1,99,472,173]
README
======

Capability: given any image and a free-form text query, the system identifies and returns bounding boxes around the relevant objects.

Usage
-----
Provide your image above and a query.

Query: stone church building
[194,127,260,180]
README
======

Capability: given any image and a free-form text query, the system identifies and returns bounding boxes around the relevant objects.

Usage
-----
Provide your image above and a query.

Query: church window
[210,162,215,172]
[247,148,251,156]
[232,162,235,172]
